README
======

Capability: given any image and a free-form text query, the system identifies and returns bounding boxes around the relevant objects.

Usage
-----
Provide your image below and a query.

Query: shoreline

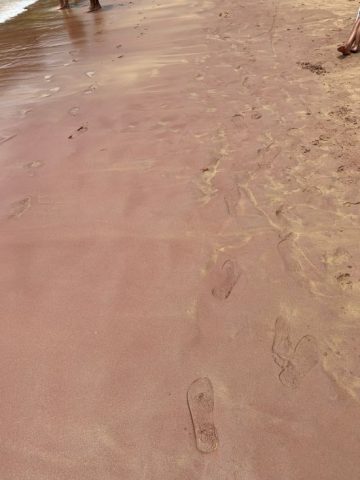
[0,0,40,25]
[1,0,360,478]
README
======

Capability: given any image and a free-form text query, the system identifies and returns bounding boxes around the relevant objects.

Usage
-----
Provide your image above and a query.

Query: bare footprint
[272,316,292,368]
[187,377,218,453]
[9,197,32,219]
[84,84,97,95]
[279,335,319,389]
[19,109,32,118]
[212,259,240,300]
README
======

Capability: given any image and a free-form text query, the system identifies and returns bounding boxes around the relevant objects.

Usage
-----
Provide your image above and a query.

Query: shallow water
[0,0,91,93]
[0,0,39,24]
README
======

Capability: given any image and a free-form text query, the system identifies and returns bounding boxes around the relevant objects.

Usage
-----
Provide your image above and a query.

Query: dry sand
[1,0,360,478]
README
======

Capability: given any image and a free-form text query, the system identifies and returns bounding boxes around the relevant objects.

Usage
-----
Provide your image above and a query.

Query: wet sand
[1,0,360,478]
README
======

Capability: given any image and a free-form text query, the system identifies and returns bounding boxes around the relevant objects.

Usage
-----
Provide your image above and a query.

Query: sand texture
[1,0,360,478]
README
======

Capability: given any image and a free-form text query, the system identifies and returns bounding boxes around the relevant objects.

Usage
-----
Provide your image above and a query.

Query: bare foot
[58,1,70,9]
[88,5,101,12]
[337,45,351,55]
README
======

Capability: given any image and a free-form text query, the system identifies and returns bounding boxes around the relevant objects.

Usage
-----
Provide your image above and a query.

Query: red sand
[1,0,360,478]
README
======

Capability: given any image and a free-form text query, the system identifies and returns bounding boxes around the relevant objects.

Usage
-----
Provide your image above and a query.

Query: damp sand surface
[1,0,360,478]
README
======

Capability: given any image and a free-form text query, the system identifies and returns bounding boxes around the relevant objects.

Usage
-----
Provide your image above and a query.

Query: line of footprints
[187,261,319,453]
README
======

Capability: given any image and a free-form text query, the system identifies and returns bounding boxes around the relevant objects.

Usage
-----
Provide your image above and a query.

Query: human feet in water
[59,0,101,11]
[88,0,101,11]
[58,0,70,9]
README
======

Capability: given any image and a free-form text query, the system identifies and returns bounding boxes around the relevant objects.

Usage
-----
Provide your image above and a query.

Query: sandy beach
[1,0,360,478]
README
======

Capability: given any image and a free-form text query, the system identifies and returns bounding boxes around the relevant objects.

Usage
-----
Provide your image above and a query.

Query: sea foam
[0,0,38,24]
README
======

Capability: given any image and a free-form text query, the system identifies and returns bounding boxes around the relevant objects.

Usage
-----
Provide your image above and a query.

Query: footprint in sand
[272,317,319,389]
[279,336,319,389]
[19,109,32,118]
[8,197,32,219]
[23,161,43,175]
[324,247,353,287]
[224,181,241,217]
[68,124,88,139]
[272,316,293,368]
[84,84,97,95]
[187,377,218,453]
[69,107,80,116]
[212,259,240,300]
[69,49,79,62]
[335,272,352,290]
[231,112,244,128]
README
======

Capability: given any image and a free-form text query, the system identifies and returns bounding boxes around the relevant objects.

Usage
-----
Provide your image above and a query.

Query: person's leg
[338,19,360,55]
[59,0,70,9]
[351,21,360,52]
[88,0,101,12]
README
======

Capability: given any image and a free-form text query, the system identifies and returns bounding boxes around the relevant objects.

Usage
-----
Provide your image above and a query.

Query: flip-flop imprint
[279,335,319,388]
[212,259,240,300]
[272,317,319,389]
[187,377,218,453]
